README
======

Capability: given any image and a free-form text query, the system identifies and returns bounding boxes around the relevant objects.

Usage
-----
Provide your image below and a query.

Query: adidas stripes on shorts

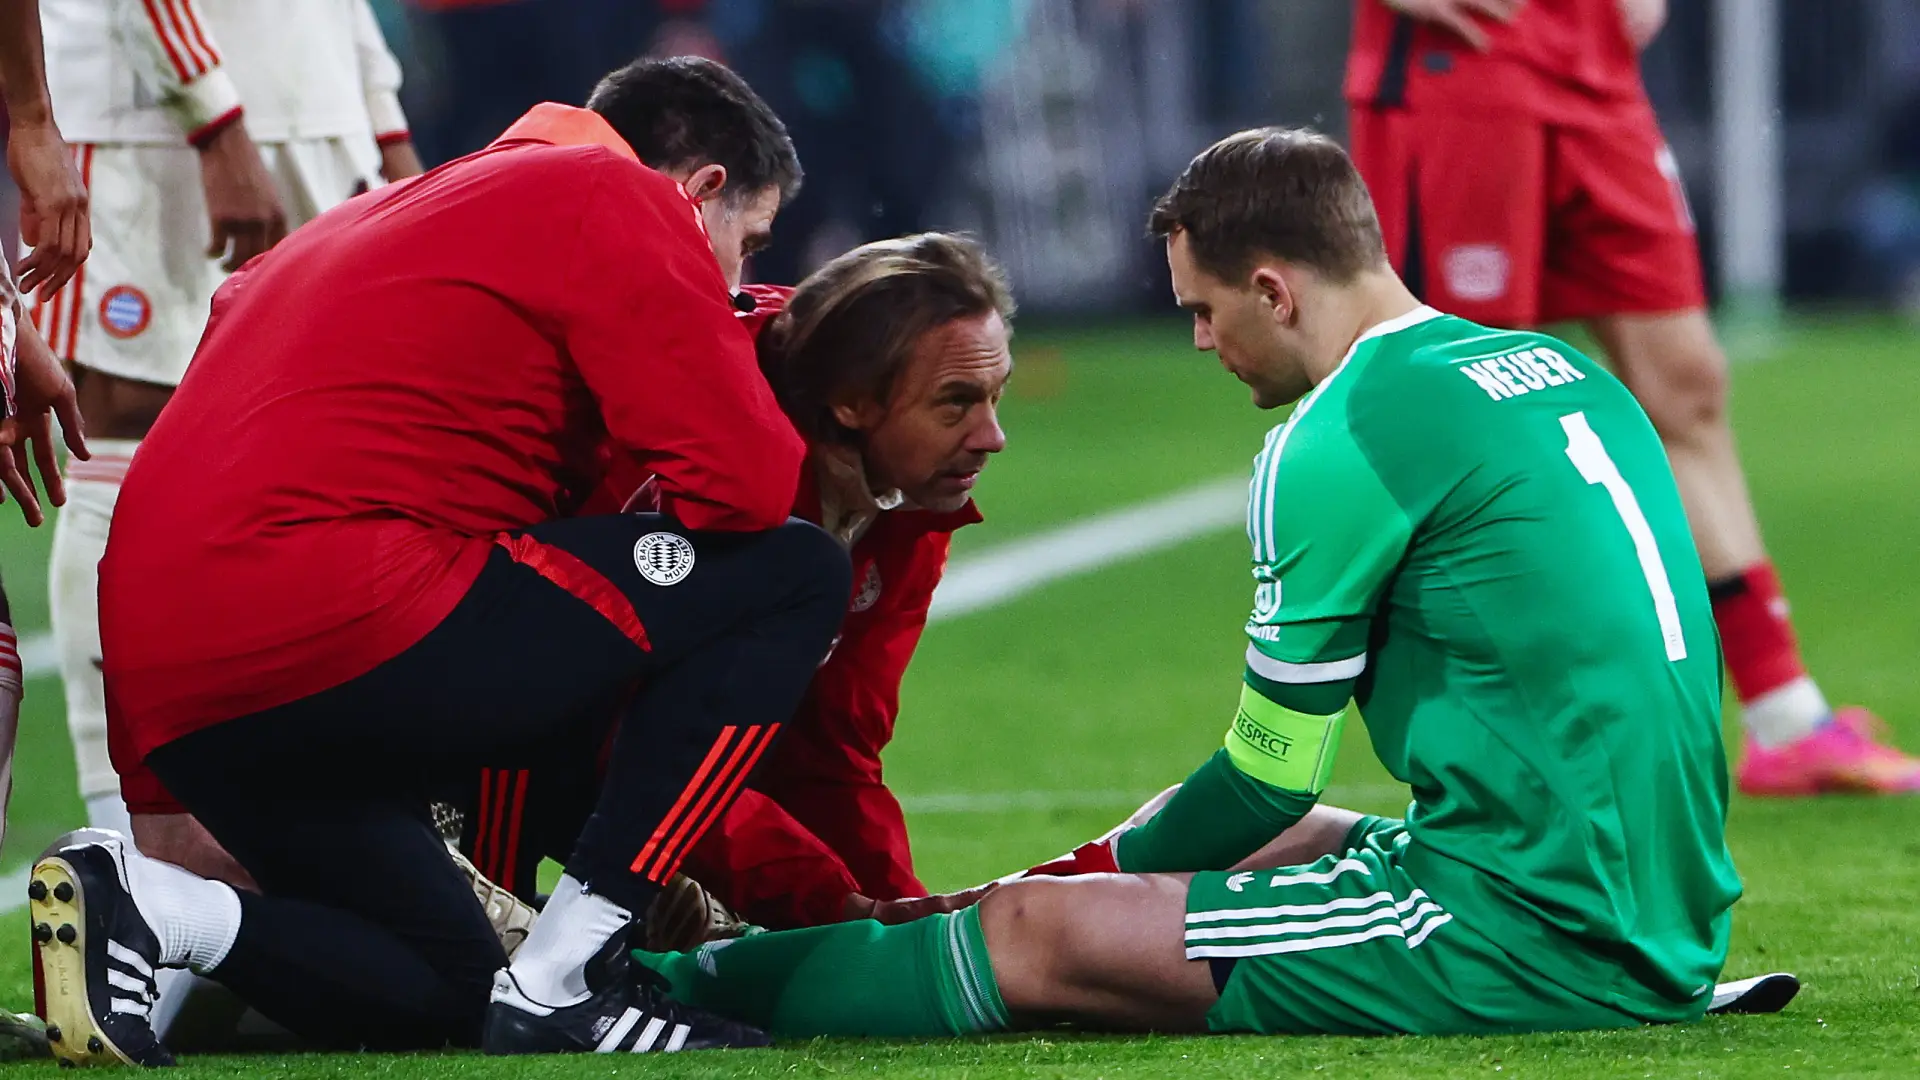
[1188,817,1638,1036]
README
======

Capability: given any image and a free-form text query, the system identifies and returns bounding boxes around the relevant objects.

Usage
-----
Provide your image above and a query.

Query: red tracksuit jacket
[104,104,802,784]
[588,284,980,928]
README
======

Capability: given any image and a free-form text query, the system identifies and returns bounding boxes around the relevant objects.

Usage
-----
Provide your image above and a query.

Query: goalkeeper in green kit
[633,127,1745,1038]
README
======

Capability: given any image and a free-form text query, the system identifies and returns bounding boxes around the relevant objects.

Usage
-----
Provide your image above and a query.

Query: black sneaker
[30,830,175,1067]
[481,927,769,1054]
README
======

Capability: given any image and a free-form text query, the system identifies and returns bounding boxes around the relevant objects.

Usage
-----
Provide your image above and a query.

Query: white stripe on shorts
[1187,907,1454,960]
[1186,896,1445,942]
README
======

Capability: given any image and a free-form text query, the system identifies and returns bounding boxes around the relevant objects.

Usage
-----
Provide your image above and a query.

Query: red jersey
[101,104,804,765]
[681,473,978,928]
[1345,0,1644,120]
[583,283,979,927]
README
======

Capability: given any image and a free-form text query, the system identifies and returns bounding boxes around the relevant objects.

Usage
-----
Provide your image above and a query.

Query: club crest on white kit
[634,532,696,586]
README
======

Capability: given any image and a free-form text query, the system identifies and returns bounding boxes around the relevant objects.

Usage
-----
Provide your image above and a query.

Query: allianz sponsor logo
[1457,346,1585,401]
[1245,623,1285,642]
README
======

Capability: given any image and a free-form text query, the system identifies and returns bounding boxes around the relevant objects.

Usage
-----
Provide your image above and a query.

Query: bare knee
[977,878,1077,1013]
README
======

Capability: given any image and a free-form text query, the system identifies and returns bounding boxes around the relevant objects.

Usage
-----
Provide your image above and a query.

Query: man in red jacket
[457,232,1013,938]
[30,57,849,1064]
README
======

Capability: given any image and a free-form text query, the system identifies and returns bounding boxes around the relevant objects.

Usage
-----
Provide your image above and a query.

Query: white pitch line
[928,475,1248,622]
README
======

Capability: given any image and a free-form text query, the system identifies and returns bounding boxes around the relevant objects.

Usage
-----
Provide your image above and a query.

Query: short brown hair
[1147,127,1385,284]
[762,233,1015,444]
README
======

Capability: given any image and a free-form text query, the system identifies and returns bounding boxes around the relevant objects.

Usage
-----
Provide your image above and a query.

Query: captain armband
[1223,682,1345,794]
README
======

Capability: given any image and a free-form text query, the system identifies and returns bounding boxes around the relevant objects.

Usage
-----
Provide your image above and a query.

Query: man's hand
[0,318,86,526]
[7,119,90,298]
[379,139,425,184]
[843,884,997,925]
[198,122,287,272]
[129,812,258,891]
[1383,0,1523,52]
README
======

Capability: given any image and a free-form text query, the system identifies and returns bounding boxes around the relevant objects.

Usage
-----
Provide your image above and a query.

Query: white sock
[51,447,132,807]
[505,874,632,1007]
[0,622,20,860]
[1743,676,1831,748]
[122,845,242,974]
[85,793,133,835]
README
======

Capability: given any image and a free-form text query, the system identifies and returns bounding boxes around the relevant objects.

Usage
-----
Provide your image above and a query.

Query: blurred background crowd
[376,0,1919,317]
[9,0,1917,317]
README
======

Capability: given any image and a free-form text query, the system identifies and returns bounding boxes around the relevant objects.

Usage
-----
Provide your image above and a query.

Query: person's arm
[1036,415,1413,875]
[560,160,805,531]
[0,313,86,525]
[0,0,89,296]
[111,0,289,269]
[350,0,420,180]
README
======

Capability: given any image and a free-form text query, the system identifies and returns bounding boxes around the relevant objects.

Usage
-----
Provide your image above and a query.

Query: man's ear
[1251,265,1296,327]
[684,163,729,203]
[831,396,885,435]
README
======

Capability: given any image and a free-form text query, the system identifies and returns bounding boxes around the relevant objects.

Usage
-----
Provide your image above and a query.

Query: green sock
[635,907,1010,1038]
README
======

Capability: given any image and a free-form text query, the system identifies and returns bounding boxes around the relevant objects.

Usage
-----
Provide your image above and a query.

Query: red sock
[1708,561,1807,704]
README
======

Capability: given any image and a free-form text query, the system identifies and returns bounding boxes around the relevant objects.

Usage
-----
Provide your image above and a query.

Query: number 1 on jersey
[1560,412,1688,662]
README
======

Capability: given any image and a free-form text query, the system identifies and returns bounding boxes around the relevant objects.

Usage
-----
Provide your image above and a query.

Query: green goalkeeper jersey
[1244,306,1741,1017]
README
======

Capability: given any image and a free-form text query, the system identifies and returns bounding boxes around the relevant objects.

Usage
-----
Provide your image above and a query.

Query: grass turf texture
[0,314,1916,1076]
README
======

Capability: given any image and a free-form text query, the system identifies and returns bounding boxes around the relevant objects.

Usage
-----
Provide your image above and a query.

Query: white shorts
[28,136,378,387]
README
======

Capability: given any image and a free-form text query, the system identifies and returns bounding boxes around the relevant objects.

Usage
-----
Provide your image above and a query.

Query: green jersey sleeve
[1244,399,1414,685]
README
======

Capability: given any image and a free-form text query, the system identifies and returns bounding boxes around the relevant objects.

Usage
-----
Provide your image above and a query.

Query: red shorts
[1348,99,1706,327]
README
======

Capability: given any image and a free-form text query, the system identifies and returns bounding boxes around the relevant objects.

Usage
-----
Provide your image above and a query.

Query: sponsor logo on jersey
[1456,347,1586,401]
[99,285,152,339]
[1442,244,1510,303]
[1246,624,1284,642]
[1251,580,1282,623]
[851,561,883,612]
[1225,871,1256,894]
[633,531,696,586]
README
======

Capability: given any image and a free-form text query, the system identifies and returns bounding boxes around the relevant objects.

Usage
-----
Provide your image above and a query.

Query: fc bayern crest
[98,285,152,339]
[850,561,883,612]
[634,531,696,586]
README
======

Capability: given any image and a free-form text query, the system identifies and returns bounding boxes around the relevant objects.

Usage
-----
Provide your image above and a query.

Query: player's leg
[638,872,1215,1037]
[1548,111,1920,793]
[483,515,849,1051]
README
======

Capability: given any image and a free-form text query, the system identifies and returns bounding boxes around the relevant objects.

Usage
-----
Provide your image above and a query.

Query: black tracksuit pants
[144,514,849,1050]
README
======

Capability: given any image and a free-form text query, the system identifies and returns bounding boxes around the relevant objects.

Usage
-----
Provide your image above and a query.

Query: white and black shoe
[1708,972,1800,1015]
[29,830,174,1067]
[481,930,769,1055]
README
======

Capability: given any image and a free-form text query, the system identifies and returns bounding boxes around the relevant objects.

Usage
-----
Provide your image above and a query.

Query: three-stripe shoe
[29,830,175,1067]
[481,930,768,1055]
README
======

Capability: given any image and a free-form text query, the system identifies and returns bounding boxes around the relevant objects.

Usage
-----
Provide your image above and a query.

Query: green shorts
[1191,817,1640,1036]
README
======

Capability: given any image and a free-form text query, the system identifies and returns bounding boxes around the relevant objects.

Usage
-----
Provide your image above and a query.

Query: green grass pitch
[0,314,1917,1077]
